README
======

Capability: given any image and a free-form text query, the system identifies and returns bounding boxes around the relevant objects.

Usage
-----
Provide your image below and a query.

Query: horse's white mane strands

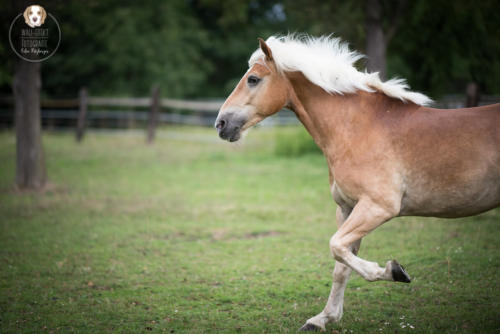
[249,34,432,106]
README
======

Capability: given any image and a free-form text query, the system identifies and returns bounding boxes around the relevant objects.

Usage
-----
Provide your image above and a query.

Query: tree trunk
[13,61,46,190]
[365,0,387,80]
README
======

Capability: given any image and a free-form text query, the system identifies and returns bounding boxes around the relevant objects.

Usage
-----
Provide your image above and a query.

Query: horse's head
[215,38,290,142]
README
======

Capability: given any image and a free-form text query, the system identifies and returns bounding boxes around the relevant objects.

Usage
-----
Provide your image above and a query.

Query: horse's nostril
[216,119,226,131]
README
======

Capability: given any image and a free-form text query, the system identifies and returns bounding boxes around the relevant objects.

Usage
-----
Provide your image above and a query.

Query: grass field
[0,127,499,333]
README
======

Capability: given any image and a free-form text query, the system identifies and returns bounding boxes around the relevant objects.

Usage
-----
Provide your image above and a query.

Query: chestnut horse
[214,35,500,331]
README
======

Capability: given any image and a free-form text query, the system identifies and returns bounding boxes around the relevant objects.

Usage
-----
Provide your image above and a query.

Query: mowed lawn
[0,127,498,334]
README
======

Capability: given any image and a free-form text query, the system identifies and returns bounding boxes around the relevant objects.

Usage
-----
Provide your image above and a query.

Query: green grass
[0,127,499,333]
[275,126,321,157]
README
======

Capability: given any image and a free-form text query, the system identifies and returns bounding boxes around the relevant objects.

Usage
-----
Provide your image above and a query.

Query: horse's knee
[329,236,347,261]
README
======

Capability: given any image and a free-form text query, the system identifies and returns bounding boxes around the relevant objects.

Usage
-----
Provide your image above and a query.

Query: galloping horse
[214,35,500,331]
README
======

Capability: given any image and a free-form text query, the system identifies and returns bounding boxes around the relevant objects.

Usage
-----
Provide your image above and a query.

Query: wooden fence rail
[0,96,224,111]
[0,90,225,142]
[86,97,224,111]
[1,88,499,143]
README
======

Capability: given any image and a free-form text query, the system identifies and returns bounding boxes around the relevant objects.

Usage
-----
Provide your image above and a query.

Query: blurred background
[2,0,500,98]
[1,1,499,333]
[1,0,499,167]
[1,0,500,137]
[1,0,500,129]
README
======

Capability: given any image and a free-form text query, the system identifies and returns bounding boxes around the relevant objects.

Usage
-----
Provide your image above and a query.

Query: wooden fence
[0,88,227,143]
[0,87,498,143]
[0,88,299,142]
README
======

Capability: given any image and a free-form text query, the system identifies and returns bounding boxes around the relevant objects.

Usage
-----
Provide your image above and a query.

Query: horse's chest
[329,160,403,211]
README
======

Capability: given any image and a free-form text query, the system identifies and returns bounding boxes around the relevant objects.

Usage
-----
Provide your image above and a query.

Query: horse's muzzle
[215,112,246,142]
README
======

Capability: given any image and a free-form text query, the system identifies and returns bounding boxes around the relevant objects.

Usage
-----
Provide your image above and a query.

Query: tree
[13,60,46,190]
[41,0,213,98]
[365,0,407,80]
[2,0,499,101]
[9,0,47,190]
[389,0,500,97]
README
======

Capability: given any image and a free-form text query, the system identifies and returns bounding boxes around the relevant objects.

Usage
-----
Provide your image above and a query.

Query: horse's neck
[287,73,367,152]
[286,72,404,164]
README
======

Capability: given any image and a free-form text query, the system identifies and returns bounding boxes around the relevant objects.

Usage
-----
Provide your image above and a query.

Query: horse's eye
[247,75,261,87]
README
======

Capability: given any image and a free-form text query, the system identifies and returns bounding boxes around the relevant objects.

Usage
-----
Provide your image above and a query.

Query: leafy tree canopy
[1,0,498,98]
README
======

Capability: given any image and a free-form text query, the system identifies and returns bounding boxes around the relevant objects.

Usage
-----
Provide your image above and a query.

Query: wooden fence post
[147,85,160,143]
[76,87,88,142]
[465,82,479,108]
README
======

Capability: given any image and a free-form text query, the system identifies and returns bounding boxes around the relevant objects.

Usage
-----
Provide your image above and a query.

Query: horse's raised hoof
[391,260,411,283]
[299,323,322,331]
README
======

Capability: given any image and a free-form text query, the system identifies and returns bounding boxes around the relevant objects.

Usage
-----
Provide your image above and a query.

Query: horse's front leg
[300,206,361,331]
[329,198,411,283]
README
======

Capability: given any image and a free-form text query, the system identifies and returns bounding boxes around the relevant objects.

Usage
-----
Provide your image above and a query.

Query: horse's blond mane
[249,34,432,106]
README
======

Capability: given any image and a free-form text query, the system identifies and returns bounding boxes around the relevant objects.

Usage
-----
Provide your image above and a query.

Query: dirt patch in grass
[211,229,285,241]
[243,230,284,239]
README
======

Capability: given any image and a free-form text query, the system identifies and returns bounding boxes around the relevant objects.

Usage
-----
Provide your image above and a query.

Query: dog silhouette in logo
[23,5,47,28]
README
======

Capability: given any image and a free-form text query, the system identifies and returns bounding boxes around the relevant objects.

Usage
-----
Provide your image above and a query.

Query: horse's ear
[258,38,273,61]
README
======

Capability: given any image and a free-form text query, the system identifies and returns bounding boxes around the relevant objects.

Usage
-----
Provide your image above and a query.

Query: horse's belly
[399,173,500,218]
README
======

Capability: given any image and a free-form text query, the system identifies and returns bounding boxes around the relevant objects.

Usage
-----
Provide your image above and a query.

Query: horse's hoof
[299,323,321,331]
[391,260,411,283]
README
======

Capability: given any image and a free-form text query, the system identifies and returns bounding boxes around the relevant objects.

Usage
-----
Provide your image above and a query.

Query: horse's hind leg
[329,198,411,283]
[300,207,361,331]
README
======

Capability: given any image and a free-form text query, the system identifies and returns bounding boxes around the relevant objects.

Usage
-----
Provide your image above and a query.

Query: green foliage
[37,0,288,98]
[274,126,321,157]
[42,0,213,97]
[0,0,499,98]
[282,0,364,49]
[0,128,499,333]
[0,43,12,88]
[389,0,500,97]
